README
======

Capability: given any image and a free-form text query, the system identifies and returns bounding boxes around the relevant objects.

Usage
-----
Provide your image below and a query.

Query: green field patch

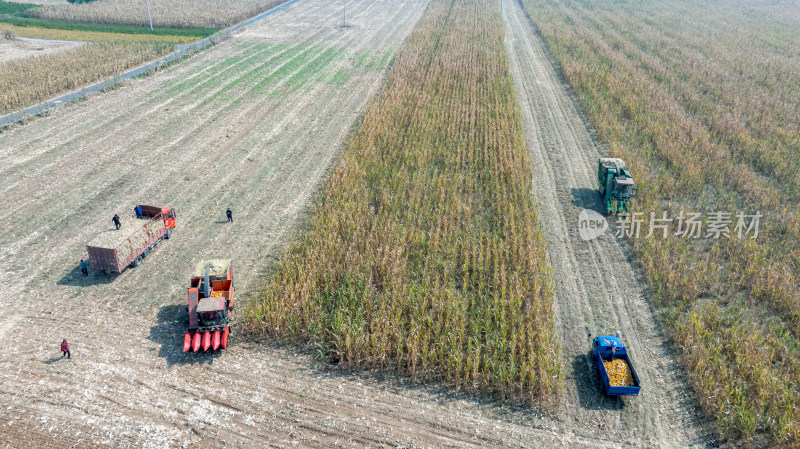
[0,16,216,37]
[354,50,370,68]
[0,0,36,15]
[379,50,394,68]
[160,43,282,98]
[158,43,345,107]
[250,45,347,97]
[225,43,304,91]
[354,50,394,70]
[252,44,326,92]
[155,41,270,94]
[284,47,343,92]
[327,70,351,86]
[193,43,308,107]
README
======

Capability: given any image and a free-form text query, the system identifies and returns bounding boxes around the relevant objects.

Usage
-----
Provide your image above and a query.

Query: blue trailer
[592,335,641,396]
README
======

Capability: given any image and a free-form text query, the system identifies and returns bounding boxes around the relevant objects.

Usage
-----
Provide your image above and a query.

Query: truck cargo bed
[592,335,641,396]
[596,353,640,395]
[87,213,165,272]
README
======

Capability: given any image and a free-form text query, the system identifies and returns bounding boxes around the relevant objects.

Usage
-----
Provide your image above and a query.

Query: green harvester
[597,158,635,215]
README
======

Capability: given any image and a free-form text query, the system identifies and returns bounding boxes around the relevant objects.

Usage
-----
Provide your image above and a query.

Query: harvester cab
[197,298,226,326]
[598,158,635,215]
[183,260,234,352]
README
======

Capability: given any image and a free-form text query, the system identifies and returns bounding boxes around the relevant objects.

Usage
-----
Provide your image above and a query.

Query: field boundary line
[0,0,304,129]
[17,36,87,45]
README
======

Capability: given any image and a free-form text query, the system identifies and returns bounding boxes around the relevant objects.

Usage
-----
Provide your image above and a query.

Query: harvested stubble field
[0,28,82,65]
[0,0,632,447]
[521,0,800,445]
[28,0,288,29]
[247,0,561,403]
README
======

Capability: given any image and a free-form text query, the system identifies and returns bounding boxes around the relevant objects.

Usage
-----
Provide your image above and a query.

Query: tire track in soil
[502,0,714,447]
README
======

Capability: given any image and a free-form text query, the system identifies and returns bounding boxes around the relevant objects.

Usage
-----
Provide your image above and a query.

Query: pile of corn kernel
[603,359,634,387]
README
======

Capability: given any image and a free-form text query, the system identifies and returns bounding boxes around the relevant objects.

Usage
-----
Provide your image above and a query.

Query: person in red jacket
[61,339,70,359]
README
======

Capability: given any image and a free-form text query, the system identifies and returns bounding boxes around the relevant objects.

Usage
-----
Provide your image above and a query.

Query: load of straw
[88,219,160,263]
[603,358,635,387]
[195,259,231,279]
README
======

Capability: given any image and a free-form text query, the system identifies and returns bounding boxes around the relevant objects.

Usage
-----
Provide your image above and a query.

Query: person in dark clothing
[80,259,88,276]
[112,214,121,230]
[61,339,70,359]
[226,208,233,223]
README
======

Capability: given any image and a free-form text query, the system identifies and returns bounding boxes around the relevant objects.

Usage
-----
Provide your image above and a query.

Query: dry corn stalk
[29,0,286,29]
[603,358,634,387]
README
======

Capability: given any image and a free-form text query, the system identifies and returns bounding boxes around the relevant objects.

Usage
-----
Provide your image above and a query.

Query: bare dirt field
[502,0,714,447]
[0,0,717,447]
[0,38,81,65]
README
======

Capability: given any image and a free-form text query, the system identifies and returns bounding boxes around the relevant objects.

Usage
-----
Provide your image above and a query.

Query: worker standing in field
[112,214,121,230]
[226,208,233,223]
[61,339,70,359]
[80,259,88,276]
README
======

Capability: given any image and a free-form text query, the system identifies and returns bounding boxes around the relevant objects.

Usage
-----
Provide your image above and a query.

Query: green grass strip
[0,16,216,37]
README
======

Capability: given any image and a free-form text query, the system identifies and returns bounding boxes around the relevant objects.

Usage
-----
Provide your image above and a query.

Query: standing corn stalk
[247,0,562,405]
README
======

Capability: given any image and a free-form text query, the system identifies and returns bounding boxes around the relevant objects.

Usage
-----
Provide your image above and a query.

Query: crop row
[246,0,561,403]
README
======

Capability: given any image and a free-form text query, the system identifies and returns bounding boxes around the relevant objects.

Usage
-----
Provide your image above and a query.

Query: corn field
[521,0,800,444]
[0,41,172,115]
[28,0,287,29]
[246,0,562,403]
[0,23,200,42]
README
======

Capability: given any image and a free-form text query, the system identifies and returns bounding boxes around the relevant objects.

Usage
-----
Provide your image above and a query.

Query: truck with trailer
[591,334,641,396]
[86,205,176,273]
[183,260,235,352]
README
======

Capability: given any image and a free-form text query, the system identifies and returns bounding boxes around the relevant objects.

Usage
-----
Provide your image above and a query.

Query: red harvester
[183,260,234,352]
